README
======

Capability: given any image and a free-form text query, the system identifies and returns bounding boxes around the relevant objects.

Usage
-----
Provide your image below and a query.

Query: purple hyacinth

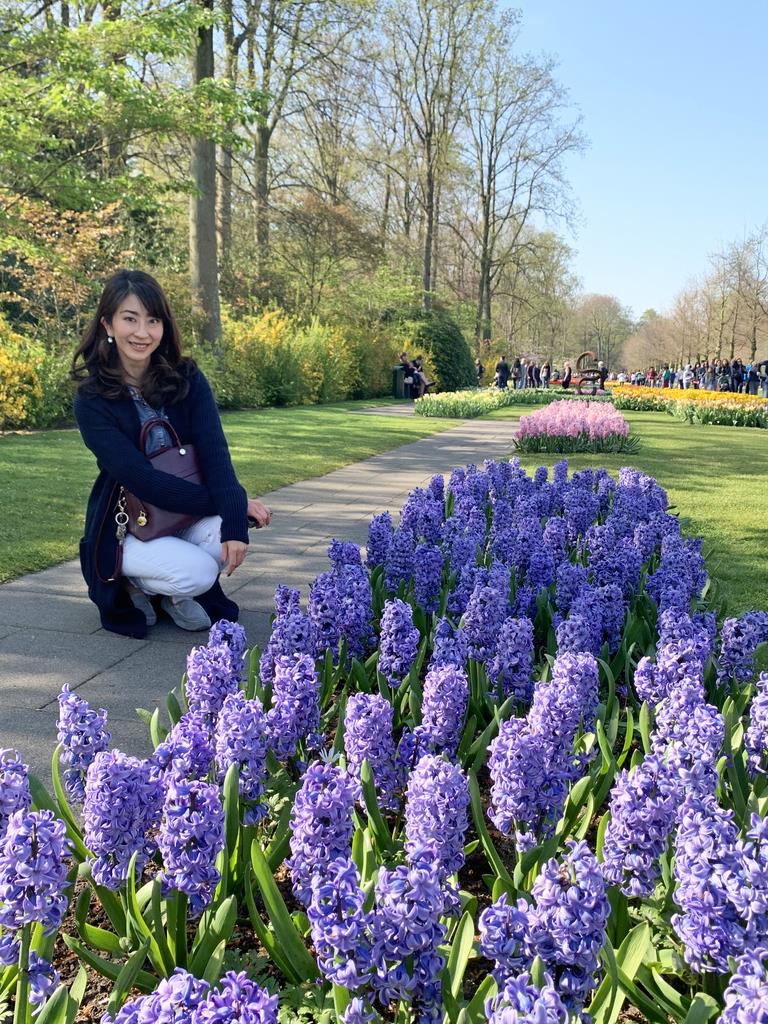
[335,562,376,661]
[479,892,531,982]
[404,755,469,881]
[309,570,342,658]
[413,543,444,614]
[56,684,111,804]
[328,539,363,568]
[105,969,209,1024]
[488,717,571,844]
[555,594,602,656]
[192,971,279,1024]
[718,611,768,683]
[369,853,447,1024]
[259,586,316,686]
[385,526,415,593]
[746,673,768,778]
[526,840,609,1014]
[554,562,587,614]
[601,752,679,897]
[153,711,215,780]
[717,948,768,1024]
[0,749,31,840]
[378,599,420,687]
[652,675,724,800]
[84,750,164,890]
[485,972,568,1024]
[634,637,708,709]
[428,617,468,670]
[0,809,72,935]
[672,794,745,972]
[416,663,468,757]
[344,693,401,810]
[462,573,509,664]
[366,512,393,568]
[208,620,248,682]
[266,653,322,761]
[488,617,534,702]
[535,652,599,740]
[157,775,225,917]
[215,691,269,824]
[288,761,356,906]
[308,856,371,989]
[27,953,60,1012]
[186,642,239,717]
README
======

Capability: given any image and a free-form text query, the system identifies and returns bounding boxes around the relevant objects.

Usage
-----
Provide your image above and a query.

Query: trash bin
[392,365,406,398]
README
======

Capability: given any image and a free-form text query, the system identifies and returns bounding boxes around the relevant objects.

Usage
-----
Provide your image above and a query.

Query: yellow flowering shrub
[612,385,768,428]
[0,318,43,429]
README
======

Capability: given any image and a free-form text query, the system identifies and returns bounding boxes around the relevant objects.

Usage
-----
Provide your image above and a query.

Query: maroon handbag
[117,418,203,541]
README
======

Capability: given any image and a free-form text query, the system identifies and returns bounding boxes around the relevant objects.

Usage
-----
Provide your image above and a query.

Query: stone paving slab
[0,414,520,778]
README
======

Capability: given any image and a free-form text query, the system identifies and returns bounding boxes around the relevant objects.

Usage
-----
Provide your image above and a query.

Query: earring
[107,335,115,345]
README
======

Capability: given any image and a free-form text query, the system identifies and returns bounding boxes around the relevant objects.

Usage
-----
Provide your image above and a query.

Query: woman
[72,269,271,639]
[561,362,572,389]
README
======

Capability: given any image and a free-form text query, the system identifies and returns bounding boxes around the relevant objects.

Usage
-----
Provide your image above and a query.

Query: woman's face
[102,295,164,381]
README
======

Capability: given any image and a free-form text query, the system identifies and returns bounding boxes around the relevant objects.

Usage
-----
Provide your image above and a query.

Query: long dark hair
[71,269,196,407]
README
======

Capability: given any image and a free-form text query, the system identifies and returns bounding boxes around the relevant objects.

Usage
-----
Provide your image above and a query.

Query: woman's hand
[221,540,247,577]
[247,498,272,528]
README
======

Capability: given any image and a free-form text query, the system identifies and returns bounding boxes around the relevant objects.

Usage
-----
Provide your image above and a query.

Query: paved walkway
[0,412,519,783]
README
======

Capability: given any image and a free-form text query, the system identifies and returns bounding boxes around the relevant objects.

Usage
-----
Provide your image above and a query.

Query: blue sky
[512,0,768,318]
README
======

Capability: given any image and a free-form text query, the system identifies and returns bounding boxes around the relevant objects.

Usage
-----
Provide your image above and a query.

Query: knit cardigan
[75,367,248,638]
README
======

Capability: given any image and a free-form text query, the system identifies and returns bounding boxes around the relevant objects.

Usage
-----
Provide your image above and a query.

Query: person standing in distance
[72,269,271,638]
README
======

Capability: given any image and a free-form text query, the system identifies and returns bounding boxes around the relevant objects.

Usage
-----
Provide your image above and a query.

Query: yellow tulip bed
[611,384,768,428]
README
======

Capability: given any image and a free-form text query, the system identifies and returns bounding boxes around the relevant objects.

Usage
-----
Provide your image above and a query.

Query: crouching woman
[72,268,270,638]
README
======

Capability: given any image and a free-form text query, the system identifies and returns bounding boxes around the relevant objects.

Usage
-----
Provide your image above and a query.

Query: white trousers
[122,516,223,598]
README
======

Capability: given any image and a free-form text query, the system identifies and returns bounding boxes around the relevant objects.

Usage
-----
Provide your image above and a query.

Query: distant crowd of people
[615,358,768,396]
[487,355,608,392]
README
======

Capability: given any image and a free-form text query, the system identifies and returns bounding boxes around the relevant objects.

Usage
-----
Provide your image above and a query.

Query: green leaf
[638,701,652,754]
[588,921,651,1024]
[444,911,475,1000]
[201,938,227,985]
[468,772,513,885]
[360,759,394,854]
[74,889,123,957]
[249,842,318,982]
[243,864,300,984]
[65,967,88,1024]
[33,985,69,1024]
[149,707,167,749]
[125,852,168,976]
[682,993,719,1024]
[465,976,497,1023]
[62,935,155,993]
[105,939,151,1017]
[166,689,183,726]
[190,896,237,976]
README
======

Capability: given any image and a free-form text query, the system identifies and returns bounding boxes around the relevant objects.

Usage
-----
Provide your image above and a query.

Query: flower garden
[2,459,768,1024]
[414,388,612,419]
[611,385,768,429]
[513,401,639,454]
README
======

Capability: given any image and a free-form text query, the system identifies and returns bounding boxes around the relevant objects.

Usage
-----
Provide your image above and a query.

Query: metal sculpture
[575,351,601,396]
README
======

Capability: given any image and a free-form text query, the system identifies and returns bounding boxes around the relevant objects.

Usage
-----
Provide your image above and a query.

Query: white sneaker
[160,596,211,631]
[129,590,157,626]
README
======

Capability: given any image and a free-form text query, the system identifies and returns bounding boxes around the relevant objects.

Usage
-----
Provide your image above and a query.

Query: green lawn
[487,406,768,615]
[0,400,455,583]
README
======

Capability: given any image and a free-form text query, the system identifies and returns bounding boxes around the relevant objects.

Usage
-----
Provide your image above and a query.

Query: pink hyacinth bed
[514,399,640,453]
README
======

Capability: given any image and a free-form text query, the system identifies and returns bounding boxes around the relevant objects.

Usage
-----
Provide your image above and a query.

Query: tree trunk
[430,184,440,296]
[422,163,435,311]
[255,125,272,285]
[189,0,221,349]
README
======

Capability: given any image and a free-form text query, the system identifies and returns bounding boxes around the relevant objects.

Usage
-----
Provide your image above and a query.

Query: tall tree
[464,19,583,342]
[189,0,222,346]
[382,0,488,310]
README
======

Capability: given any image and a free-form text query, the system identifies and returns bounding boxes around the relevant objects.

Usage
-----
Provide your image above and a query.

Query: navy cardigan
[75,367,248,638]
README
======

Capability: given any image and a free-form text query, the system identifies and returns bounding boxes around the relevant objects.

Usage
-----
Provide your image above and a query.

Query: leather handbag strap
[138,416,182,454]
